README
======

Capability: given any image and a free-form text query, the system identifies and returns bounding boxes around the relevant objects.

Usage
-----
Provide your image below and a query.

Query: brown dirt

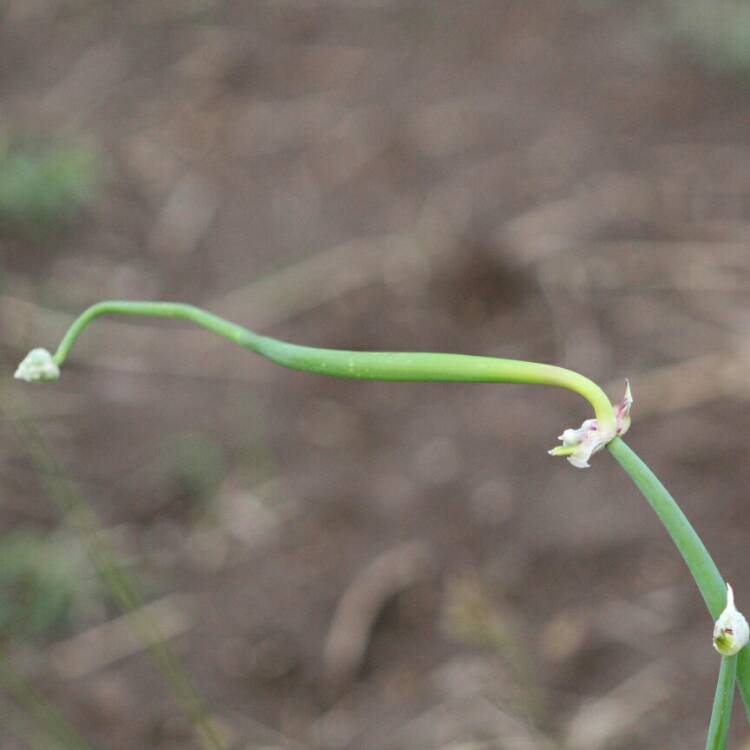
[2,2,750,748]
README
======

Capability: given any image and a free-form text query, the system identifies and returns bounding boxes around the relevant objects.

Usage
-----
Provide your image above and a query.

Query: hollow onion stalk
[16,300,749,725]
[705,655,736,750]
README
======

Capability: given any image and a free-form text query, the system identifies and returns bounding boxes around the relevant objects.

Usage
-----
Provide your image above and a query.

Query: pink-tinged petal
[559,419,598,447]
[550,382,632,469]
[568,426,612,469]
[614,380,633,436]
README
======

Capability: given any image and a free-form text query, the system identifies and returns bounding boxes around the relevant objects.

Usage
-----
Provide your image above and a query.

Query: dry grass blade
[0,655,95,750]
[10,418,229,750]
[48,594,193,681]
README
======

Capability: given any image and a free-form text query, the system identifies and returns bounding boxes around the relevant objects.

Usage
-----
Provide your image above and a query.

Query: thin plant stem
[607,439,725,614]
[706,655,736,750]
[28,299,750,729]
[0,655,95,750]
[51,301,617,433]
[607,437,750,722]
[15,421,228,750]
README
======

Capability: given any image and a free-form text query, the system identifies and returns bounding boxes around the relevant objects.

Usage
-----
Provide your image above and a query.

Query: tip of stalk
[14,348,60,383]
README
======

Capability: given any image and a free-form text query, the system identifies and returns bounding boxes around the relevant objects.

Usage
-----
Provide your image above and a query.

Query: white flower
[549,381,632,469]
[713,583,749,656]
[14,348,60,383]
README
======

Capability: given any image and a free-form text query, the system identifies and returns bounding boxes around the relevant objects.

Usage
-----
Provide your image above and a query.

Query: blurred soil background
[1,1,750,749]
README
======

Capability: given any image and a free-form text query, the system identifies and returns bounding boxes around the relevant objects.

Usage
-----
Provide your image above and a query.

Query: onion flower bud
[713,583,749,656]
[14,348,60,383]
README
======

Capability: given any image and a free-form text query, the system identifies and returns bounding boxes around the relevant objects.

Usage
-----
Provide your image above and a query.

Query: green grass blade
[15,422,228,750]
[0,697,74,750]
[0,655,95,750]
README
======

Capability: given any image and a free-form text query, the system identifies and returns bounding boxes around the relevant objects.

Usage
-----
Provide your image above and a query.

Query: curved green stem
[52,301,616,430]
[607,437,750,722]
[706,655,736,750]
[40,300,750,728]
[607,438,725,614]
